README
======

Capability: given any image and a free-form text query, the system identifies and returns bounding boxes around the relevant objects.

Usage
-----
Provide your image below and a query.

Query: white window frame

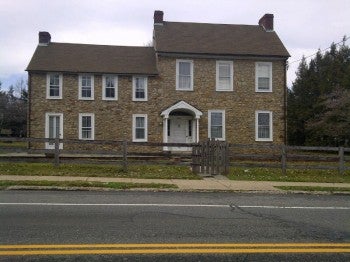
[255,110,273,142]
[216,61,233,91]
[176,59,194,91]
[255,62,272,92]
[46,73,63,99]
[102,75,118,101]
[79,113,95,140]
[132,114,148,142]
[208,110,225,141]
[45,113,63,149]
[79,74,94,100]
[132,76,148,101]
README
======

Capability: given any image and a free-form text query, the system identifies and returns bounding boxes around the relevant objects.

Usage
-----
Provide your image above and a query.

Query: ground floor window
[45,113,63,149]
[79,113,95,140]
[132,114,147,142]
[255,110,273,141]
[208,110,225,140]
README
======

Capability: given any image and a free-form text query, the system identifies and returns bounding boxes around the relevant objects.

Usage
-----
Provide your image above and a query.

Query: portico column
[196,117,199,143]
[163,116,168,143]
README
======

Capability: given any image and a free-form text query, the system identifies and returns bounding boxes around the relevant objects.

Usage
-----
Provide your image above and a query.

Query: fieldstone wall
[28,56,286,151]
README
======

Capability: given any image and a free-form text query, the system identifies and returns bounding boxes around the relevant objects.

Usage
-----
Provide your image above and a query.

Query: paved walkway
[1,175,350,192]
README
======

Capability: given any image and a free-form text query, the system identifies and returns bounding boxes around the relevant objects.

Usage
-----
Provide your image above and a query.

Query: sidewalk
[1,175,350,193]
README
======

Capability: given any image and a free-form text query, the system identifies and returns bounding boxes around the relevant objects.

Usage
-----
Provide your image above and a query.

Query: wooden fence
[0,137,195,171]
[228,143,350,175]
[0,137,349,175]
[192,139,229,175]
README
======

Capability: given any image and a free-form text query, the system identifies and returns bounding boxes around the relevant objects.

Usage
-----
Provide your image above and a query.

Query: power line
[288,35,350,65]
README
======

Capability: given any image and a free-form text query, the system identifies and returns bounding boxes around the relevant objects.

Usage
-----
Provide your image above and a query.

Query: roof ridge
[163,21,260,27]
[49,42,153,49]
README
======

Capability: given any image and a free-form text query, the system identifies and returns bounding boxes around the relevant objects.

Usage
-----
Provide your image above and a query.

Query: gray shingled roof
[26,43,158,75]
[154,22,290,57]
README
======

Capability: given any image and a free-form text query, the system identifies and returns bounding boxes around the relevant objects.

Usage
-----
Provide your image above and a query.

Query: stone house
[26,11,289,151]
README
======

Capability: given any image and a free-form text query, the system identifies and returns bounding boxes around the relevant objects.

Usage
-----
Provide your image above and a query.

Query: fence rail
[0,137,349,175]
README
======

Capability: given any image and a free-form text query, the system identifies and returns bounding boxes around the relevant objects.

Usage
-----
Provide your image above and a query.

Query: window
[132,114,147,142]
[216,61,233,91]
[79,74,94,100]
[102,75,118,100]
[79,113,95,140]
[255,62,272,92]
[176,60,193,91]
[132,76,148,101]
[255,111,273,141]
[208,110,225,140]
[46,73,62,99]
[45,113,63,149]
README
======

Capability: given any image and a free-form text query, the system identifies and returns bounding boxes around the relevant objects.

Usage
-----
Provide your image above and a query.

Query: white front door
[168,116,193,151]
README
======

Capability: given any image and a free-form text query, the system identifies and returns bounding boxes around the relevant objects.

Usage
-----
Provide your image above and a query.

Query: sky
[1,0,349,89]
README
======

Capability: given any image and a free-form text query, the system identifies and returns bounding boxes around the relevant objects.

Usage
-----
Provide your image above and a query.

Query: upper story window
[176,60,193,91]
[79,113,95,140]
[255,62,272,92]
[46,73,62,99]
[102,75,118,100]
[255,110,273,141]
[79,74,94,100]
[216,61,233,91]
[132,114,148,142]
[208,110,225,141]
[132,76,148,101]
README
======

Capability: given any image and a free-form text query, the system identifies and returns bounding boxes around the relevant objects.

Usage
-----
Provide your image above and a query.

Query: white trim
[46,73,63,99]
[132,76,148,101]
[79,113,95,140]
[176,59,194,91]
[255,110,273,141]
[208,110,225,141]
[78,74,94,100]
[216,61,233,91]
[255,62,272,92]
[45,113,63,149]
[102,75,118,101]
[132,114,148,142]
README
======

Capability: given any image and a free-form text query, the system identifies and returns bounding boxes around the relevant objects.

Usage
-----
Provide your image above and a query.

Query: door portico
[161,101,202,151]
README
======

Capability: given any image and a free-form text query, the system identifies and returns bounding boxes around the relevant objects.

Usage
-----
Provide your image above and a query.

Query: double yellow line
[0,243,350,256]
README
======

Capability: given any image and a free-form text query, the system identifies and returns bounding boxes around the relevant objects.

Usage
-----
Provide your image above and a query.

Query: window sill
[102,98,118,101]
[255,139,273,142]
[255,90,272,93]
[46,97,62,100]
[78,98,94,101]
[175,89,194,91]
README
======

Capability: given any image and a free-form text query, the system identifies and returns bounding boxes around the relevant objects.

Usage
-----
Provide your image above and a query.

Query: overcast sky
[1,0,349,89]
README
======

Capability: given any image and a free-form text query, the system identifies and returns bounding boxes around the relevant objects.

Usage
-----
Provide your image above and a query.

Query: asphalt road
[0,190,349,261]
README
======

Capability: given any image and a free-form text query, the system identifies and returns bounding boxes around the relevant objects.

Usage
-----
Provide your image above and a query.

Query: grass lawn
[0,162,200,180]
[228,167,350,183]
[275,185,350,193]
[0,141,27,148]
[0,180,177,190]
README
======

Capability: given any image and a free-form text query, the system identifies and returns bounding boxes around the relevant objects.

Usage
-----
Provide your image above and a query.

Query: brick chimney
[259,14,274,32]
[39,31,51,45]
[154,10,164,25]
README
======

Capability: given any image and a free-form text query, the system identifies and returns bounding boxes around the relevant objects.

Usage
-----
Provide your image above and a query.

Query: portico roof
[161,101,203,119]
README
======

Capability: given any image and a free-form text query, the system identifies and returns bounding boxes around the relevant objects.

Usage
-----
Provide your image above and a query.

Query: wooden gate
[192,139,229,175]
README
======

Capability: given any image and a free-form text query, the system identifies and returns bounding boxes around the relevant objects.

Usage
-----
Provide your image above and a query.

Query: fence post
[224,142,229,175]
[281,144,286,176]
[338,146,345,175]
[122,140,128,172]
[54,136,60,167]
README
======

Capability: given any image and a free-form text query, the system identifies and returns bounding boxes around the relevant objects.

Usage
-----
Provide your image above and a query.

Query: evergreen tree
[288,37,350,146]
